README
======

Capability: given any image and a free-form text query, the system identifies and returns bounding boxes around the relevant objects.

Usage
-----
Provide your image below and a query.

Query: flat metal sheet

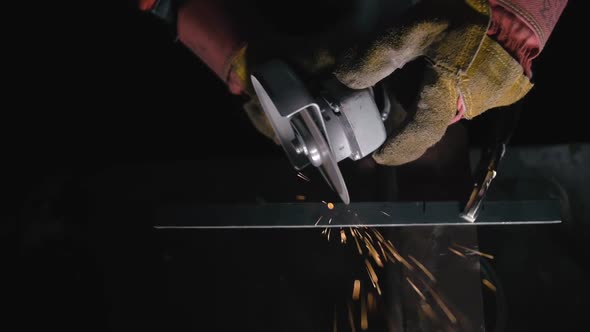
[154,200,561,229]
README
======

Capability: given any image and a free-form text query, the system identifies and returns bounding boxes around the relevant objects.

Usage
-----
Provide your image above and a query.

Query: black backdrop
[13,1,586,331]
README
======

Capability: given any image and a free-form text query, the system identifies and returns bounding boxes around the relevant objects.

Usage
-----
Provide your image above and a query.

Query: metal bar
[154,200,561,229]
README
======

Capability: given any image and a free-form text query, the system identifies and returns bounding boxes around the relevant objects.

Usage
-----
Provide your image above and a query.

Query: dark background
[13,1,587,331]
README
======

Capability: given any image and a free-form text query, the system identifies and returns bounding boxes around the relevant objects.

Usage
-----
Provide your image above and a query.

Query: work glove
[333,0,566,165]
[239,0,566,165]
[171,0,566,165]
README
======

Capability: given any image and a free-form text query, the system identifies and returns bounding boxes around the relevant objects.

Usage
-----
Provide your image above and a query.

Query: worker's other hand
[333,0,566,165]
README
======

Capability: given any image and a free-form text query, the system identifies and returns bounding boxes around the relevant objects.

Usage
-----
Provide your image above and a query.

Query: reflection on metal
[154,200,561,229]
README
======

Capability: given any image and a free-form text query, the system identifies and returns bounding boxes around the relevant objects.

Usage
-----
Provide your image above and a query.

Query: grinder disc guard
[251,60,387,204]
[251,60,350,204]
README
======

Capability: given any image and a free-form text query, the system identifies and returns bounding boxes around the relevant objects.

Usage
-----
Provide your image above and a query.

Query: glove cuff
[458,35,533,119]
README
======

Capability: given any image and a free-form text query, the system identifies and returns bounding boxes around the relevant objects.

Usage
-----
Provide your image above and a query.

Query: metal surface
[154,200,561,229]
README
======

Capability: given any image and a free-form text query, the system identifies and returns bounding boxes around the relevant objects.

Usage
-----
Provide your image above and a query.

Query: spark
[365,259,378,283]
[377,241,388,262]
[322,228,328,235]
[352,280,360,300]
[347,303,357,332]
[384,251,396,263]
[448,247,466,258]
[420,303,437,321]
[453,243,494,259]
[327,228,332,241]
[363,237,383,267]
[329,218,333,224]
[406,277,426,301]
[385,240,414,271]
[322,200,327,205]
[380,211,391,217]
[360,292,368,330]
[352,230,363,255]
[408,255,436,282]
[327,202,335,210]
[430,287,457,324]
[363,230,374,243]
[365,259,381,294]
[315,216,323,226]
[340,229,347,244]
[482,279,497,292]
[295,195,306,201]
[296,172,310,182]
[367,292,376,313]
[371,228,385,242]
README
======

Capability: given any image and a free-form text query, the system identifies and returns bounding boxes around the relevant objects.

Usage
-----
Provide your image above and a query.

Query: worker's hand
[171,0,565,163]
[242,0,566,164]
[334,0,568,165]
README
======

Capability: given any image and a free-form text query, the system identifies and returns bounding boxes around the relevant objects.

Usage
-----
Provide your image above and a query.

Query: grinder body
[251,60,389,204]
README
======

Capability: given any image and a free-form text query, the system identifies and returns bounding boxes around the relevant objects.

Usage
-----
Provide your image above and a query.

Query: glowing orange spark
[448,247,466,258]
[352,280,360,300]
[377,242,388,263]
[482,279,497,292]
[360,293,368,330]
[371,228,385,242]
[430,287,457,324]
[420,303,437,321]
[406,277,426,301]
[340,229,347,244]
[363,230,374,243]
[347,303,357,332]
[453,243,494,259]
[327,202,335,210]
[295,195,306,201]
[367,292,376,313]
[365,259,379,292]
[408,255,436,282]
[384,251,396,263]
[352,231,363,255]
[363,238,383,267]
[385,240,414,271]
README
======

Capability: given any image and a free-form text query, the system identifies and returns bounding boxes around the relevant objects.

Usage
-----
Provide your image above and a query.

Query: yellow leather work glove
[334,0,533,165]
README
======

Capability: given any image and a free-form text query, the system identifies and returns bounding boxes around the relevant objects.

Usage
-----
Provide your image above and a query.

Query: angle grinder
[251,60,396,204]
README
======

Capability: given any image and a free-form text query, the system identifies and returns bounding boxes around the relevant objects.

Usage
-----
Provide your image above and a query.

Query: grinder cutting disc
[251,60,350,204]
[299,109,350,204]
